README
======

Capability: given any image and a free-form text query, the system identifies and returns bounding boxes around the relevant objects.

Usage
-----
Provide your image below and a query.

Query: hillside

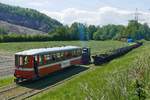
[0,3,62,33]
[0,20,46,34]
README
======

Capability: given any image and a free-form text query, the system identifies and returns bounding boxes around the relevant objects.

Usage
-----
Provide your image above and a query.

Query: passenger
[34,58,39,77]
[52,55,56,60]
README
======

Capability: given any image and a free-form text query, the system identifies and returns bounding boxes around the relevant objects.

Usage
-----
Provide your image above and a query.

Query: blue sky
[1,0,150,25]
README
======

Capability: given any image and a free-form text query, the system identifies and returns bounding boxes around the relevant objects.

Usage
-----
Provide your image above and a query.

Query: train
[14,42,142,83]
[14,46,91,83]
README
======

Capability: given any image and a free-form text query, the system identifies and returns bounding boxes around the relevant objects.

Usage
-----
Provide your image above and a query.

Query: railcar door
[33,55,39,78]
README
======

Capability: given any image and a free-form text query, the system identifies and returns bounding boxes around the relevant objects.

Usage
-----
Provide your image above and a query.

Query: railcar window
[71,51,75,57]
[17,56,29,66]
[68,51,72,58]
[45,54,52,64]
[77,50,79,55]
[64,52,68,58]
[64,51,72,59]
[45,54,52,60]
[39,55,44,65]
[73,50,78,57]
[52,54,56,61]
[39,55,41,63]
[77,49,81,56]
[60,52,64,59]
[15,55,19,66]
[42,55,44,62]
[19,56,23,66]
[34,56,38,61]
[34,55,38,65]
[24,56,28,65]
[56,53,61,59]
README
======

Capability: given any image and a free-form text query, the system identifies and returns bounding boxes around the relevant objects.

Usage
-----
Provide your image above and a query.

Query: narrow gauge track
[0,66,88,100]
[9,75,78,100]
[0,84,18,94]
[0,84,32,100]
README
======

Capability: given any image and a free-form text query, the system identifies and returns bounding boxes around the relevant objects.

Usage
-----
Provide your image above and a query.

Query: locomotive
[14,46,91,83]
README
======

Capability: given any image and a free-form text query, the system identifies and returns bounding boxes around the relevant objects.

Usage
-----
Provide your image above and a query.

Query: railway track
[0,84,33,100]
[0,66,88,100]
[0,84,18,94]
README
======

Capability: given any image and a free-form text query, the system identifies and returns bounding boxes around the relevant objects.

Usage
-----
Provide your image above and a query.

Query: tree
[48,25,70,40]
[69,22,88,40]
[142,23,150,40]
[87,25,97,40]
[93,24,125,40]
[124,20,150,40]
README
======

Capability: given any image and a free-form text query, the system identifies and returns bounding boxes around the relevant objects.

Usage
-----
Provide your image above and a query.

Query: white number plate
[61,60,70,68]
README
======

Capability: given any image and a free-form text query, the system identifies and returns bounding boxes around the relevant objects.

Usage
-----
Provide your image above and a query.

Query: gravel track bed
[0,55,14,77]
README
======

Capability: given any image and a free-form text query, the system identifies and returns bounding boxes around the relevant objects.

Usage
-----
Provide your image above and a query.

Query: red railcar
[14,46,83,82]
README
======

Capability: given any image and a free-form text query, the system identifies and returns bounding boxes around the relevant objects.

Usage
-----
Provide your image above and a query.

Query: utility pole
[134,8,139,22]
[134,8,145,23]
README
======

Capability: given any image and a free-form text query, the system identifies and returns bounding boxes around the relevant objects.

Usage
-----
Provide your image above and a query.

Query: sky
[1,0,150,25]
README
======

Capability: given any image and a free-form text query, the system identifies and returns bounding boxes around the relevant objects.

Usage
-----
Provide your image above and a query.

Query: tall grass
[80,53,150,100]
[0,76,14,87]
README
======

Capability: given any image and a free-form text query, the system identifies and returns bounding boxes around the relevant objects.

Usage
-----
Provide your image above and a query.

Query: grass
[0,76,14,87]
[31,41,150,100]
[101,54,150,100]
[0,40,127,55]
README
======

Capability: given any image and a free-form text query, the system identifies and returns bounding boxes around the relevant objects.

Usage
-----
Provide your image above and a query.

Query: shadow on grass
[19,65,88,89]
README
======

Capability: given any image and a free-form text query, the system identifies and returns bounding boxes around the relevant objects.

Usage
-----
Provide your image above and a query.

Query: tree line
[0,20,150,42]
[49,20,150,41]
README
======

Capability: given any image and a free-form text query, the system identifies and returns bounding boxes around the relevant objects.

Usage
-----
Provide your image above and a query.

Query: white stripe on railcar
[16,67,33,71]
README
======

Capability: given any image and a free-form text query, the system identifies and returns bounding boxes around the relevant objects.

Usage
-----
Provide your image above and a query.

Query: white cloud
[41,6,150,26]
[28,2,44,7]
[1,0,149,26]
[27,0,51,7]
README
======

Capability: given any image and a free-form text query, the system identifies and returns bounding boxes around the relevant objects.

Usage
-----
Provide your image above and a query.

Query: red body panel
[70,59,81,65]
[15,70,35,79]
[14,57,81,80]
[39,64,61,77]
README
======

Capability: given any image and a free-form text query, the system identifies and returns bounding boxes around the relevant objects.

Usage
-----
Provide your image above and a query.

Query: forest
[0,20,150,42]
[49,20,150,41]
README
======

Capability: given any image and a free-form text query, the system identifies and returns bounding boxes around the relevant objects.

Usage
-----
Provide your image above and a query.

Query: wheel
[14,78,22,84]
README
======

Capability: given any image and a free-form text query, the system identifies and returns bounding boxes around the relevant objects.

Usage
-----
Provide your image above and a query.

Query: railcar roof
[15,46,81,55]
